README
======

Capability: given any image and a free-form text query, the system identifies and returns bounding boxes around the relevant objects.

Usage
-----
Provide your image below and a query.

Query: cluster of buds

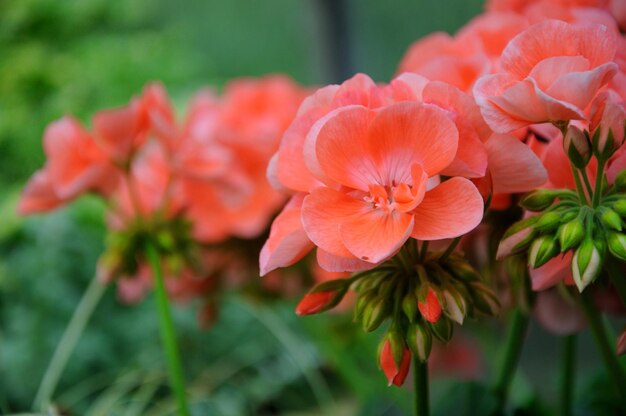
[499,119,626,292]
[98,215,199,283]
[295,246,499,386]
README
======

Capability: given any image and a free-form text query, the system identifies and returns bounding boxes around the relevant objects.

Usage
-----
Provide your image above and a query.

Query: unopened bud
[529,235,559,268]
[296,279,349,315]
[296,292,335,315]
[442,287,466,324]
[363,297,389,332]
[613,198,626,216]
[429,316,454,342]
[599,206,623,231]
[534,211,563,232]
[520,190,560,211]
[557,218,584,252]
[406,322,432,362]
[379,336,411,387]
[571,237,603,292]
[563,125,591,168]
[470,282,500,317]
[497,216,539,259]
[354,289,376,320]
[592,124,617,161]
[444,257,481,282]
[607,232,626,262]
[418,287,442,323]
[401,292,418,323]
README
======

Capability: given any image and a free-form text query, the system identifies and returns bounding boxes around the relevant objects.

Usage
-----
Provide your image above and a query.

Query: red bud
[618,328,626,356]
[380,339,411,386]
[295,292,334,315]
[418,288,442,323]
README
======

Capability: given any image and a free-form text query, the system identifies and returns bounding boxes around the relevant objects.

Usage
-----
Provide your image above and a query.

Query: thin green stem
[570,162,589,205]
[145,242,190,416]
[559,335,576,416]
[419,241,429,263]
[413,357,429,416]
[579,291,626,406]
[439,237,460,262]
[592,158,606,208]
[33,276,107,411]
[605,257,626,306]
[578,169,594,200]
[492,308,530,414]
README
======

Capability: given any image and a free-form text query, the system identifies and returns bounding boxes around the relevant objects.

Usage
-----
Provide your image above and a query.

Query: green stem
[605,257,626,306]
[419,241,429,263]
[413,357,429,416]
[439,237,460,262]
[492,308,530,414]
[578,169,594,200]
[579,291,626,406]
[559,335,576,416]
[592,159,606,208]
[145,242,190,416]
[33,276,107,410]
[570,162,589,205]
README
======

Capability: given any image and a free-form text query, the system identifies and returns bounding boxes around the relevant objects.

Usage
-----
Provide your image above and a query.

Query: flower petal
[340,208,414,263]
[486,133,547,193]
[260,194,314,276]
[302,187,364,258]
[368,102,459,179]
[411,178,484,240]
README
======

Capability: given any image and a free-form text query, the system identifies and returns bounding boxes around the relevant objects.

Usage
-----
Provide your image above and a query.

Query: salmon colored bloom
[474,20,618,133]
[301,102,483,267]
[18,116,118,214]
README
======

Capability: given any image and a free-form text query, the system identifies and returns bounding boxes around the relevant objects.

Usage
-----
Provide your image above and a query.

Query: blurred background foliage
[0,0,619,415]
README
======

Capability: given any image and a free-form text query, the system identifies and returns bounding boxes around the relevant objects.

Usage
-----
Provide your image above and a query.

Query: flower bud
[497,216,539,259]
[362,297,389,332]
[563,125,591,168]
[617,328,626,357]
[354,289,376,320]
[607,232,626,262]
[442,287,466,324]
[444,257,481,282]
[406,322,432,362]
[557,218,584,252]
[295,292,335,315]
[529,235,559,268]
[534,211,563,232]
[613,198,626,216]
[470,282,500,317]
[429,316,454,342]
[519,190,559,211]
[295,279,349,315]
[599,206,623,231]
[401,291,418,323]
[592,124,618,161]
[571,237,603,292]
[417,287,442,323]
[379,336,411,387]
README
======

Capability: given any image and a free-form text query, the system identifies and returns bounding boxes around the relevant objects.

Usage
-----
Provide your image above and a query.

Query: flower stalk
[559,334,576,416]
[145,241,190,416]
[491,308,530,413]
[413,356,429,416]
[578,290,626,406]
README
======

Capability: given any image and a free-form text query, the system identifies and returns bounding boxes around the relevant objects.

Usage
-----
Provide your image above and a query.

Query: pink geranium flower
[474,20,618,133]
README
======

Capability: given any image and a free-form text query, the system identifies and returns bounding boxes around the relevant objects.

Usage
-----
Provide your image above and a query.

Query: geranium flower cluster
[261,0,626,390]
[19,76,307,322]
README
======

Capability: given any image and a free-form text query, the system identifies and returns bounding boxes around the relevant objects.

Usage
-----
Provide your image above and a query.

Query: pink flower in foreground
[300,102,483,266]
[474,20,618,133]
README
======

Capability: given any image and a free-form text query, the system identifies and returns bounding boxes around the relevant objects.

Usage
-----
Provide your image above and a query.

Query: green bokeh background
[0,1,621,415]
